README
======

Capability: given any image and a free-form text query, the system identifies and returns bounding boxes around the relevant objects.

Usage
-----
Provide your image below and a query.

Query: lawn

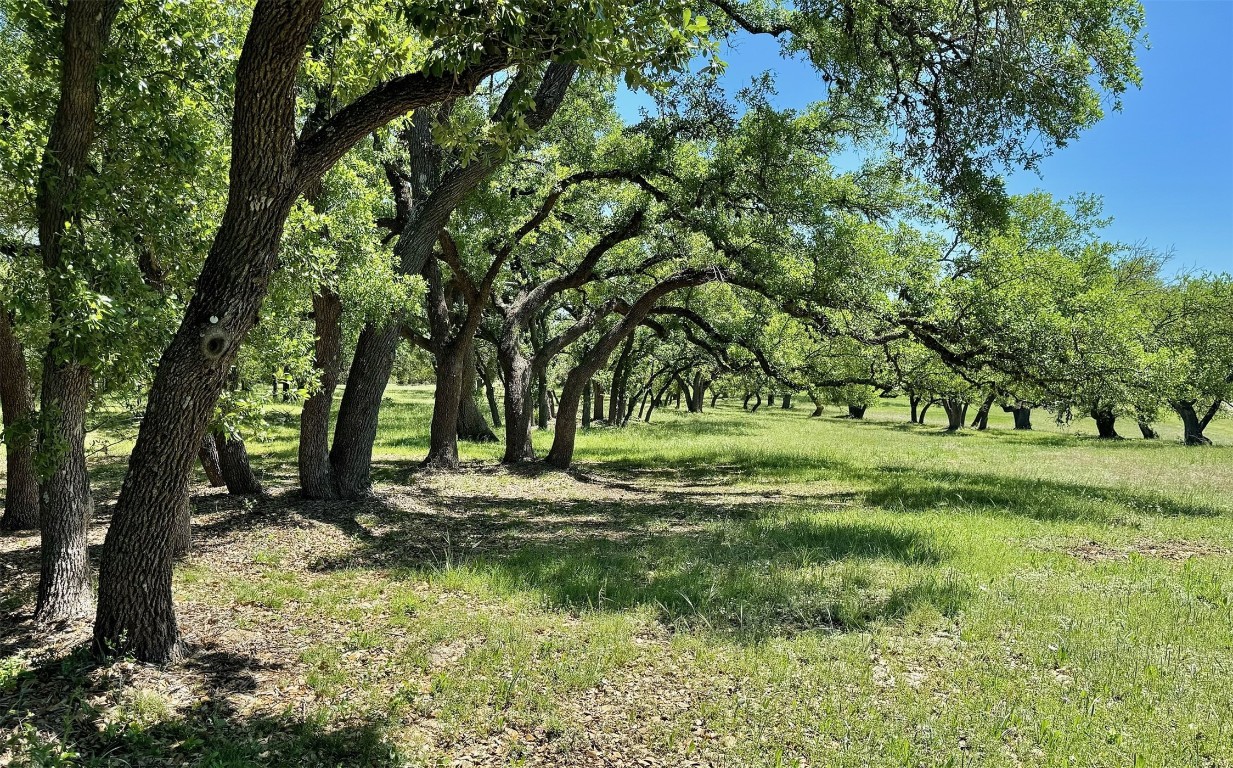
[2,387,1231,767]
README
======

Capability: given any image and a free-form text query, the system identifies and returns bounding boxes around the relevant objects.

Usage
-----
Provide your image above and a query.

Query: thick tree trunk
[35,364,94,624]
[424,342,467,468]
[1173,401,1213,446]
[971,394,995,430]
[1006,406,1033,430]
[780,391,792,410]
[941,398,965,432]
[498,343,536,464]
[457,342,497,443]
[330,323,402,497]
[299,289,343,498]
[215,432,264,495]
[198,434,225,487]
[1091,407,1120,439]
[0,309,39,531]
[171,493,191,559]
[1137,420,1159,440]
[847,404,866,419]
[767,392,776,407]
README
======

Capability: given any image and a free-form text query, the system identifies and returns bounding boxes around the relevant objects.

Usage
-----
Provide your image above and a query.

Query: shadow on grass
[0,645,406,767]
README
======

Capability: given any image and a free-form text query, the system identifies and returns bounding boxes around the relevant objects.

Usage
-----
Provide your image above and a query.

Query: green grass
[2,386,1232,766]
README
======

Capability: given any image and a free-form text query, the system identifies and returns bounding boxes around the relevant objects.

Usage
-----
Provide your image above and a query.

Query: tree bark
[1091,407,1120,439]
[1137,420,1159,440]
[479,357,503,428]
[33,0,123,625]
[1173,401,1214,446]
[299,288,343,498]
[750,392,762,412]
[1002,405,1033,430]
[909,394,920,423]
[767,392,776,407]
[457,342,497,443]
[198,434,225,487]
[941,398,965,432]
[592,382,605,424]
[330,323,401,498]
[780,391,792,410]
[0,309,39,531]
[847,404,866,419]
[215,432,264,495]
[970,394,995,430]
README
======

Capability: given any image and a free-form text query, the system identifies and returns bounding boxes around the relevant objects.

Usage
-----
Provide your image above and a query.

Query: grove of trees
[1,0,1229,666]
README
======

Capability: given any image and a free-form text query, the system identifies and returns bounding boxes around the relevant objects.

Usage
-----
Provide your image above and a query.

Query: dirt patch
[1066,539,1229,563]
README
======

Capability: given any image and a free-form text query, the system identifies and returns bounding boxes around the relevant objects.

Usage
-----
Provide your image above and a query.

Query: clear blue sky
[617,1,1233,274]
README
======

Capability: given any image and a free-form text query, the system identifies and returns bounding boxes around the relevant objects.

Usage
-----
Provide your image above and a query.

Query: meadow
[2,387,1231,767]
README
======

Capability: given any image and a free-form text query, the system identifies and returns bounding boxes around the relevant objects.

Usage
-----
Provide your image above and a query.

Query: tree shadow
[0,643,406,767]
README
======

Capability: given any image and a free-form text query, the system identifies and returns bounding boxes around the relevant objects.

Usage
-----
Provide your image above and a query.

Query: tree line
[3,0,1223,668]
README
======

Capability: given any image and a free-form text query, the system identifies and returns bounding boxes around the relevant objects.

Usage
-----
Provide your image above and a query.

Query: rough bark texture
[424,342,467,468]
[498,336,536,463]
[330,324,401,497]
[477,351,502,428]
[216,432,264,495]
[198,434,225,487]
[0,309,39,531]
[34,0,123,624]
[941,398,966,432]
[299,289,343,498]
[171,493,191,558]
[592,383,605,424]
[35,365,95,623]
[94,0,514,661]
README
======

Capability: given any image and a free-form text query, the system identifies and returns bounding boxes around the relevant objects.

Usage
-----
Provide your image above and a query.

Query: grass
[1,386,1232,766]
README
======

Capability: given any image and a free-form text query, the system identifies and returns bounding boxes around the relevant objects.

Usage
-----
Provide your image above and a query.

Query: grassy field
[2,387,1232,767]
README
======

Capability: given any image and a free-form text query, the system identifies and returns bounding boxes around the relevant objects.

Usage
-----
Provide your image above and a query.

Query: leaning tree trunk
[749,392,762,413]
[0,309,39,531]
[299,289,343,499]
[197,434,226,487]
[710,388,720,409]
[215,431,264,495]
[330,323,402,498]
[457,342,497,443]
[1091,407,1120,439]
[35,363,94,624]
[1137,420,1159,440]
[971,394,995,430]
[807,390,824,418]
[847,404,867,419]
[1173,401,1213,446]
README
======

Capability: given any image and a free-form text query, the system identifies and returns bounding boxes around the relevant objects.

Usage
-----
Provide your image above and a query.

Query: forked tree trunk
[1091,408,1120,439]
[299,289,343,498]
[971,394,995,430]
[1137,420,1159,440]
[0,309,39,531]
[1173,401,1214,446]
[215,432,264,495]
[847,404,866,419]
[909,394,920,424]
[941,398,965,432]
[198,434,226,487]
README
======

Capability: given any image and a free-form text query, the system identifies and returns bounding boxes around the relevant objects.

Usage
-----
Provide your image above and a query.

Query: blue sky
[616,1,1233,273]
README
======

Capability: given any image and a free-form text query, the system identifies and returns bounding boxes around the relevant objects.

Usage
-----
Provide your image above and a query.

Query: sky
[615,0,1233,274]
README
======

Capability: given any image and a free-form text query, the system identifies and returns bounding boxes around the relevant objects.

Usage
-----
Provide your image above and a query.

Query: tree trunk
[742,391,752,410]
[941,398,965,432]
[909,394,920,424]
[424,341,467,468]
[780,391,792,410]
[547,389,557,420]
[1091,407,1120,439]
[1173,401,1213,446]
[750,392,762,412]
[298,289,343,498]
[1137,420,1159,440]
[1003,405,1033,430]
[918,400,932,424]
[197,434,225,487]
[536,371,550,430]
[582,379,592,429]
[498,340,536,464]
[215,432,264,495]
[710,388,720,408]
[592,382,604,424]
[847,404,866,419]
[477,352,502,428]
[767,392,776,407]
[330,323,402,497]
[971,394,995,430]
[35,364,94,624]
[457,342,497,443]
[171,493,191,559]
[0,309,39,531]
[692,372,707,413]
